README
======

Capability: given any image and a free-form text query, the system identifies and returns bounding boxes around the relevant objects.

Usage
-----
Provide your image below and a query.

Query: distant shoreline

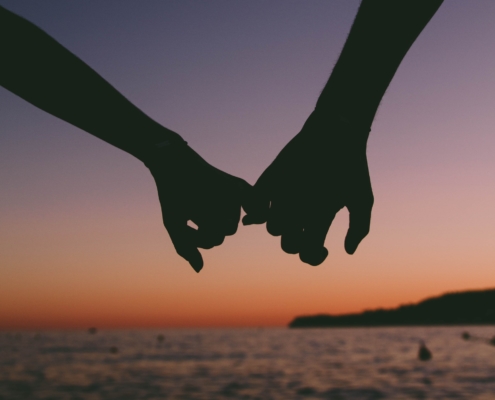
[289,323,495,329]
[289,288,495,328]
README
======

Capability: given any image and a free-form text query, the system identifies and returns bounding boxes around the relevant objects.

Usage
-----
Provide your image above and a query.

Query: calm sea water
[1,326,495,399]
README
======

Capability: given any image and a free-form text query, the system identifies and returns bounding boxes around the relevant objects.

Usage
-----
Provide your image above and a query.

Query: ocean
[1,326,495,399]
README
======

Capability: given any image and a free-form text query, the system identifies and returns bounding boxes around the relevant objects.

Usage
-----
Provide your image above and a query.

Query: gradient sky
[1,0,495,329]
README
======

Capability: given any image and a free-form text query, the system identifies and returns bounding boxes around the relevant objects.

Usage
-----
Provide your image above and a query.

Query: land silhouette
[289,288,495,328]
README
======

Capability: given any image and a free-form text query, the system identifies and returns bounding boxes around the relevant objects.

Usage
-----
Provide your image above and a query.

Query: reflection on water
[1,327,495,399]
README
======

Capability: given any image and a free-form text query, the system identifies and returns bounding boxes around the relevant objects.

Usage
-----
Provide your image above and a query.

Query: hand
[243,112,373,266]
[146,143,251,273]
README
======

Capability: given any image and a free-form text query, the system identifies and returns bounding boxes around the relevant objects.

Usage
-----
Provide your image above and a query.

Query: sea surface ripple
[1,326,495,399]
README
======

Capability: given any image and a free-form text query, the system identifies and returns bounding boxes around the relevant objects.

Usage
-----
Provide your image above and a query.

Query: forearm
[0,6,183,162]
[315,0,443,129]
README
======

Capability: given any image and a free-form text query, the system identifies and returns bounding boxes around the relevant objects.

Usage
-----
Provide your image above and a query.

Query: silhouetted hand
[243,112,373,266]
[146,142,251,273]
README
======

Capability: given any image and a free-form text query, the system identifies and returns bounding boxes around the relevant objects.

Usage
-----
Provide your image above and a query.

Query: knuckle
[267,225,282,237]
[299,253,321,267]
[299,247,327,266]
[361,193,374,209]
[225,225,238,236]
[198,243,214,250]
[368,194,374,208]
[281,242,299,255]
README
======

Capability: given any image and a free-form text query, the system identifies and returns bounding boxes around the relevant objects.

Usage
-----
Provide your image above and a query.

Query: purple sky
[1,1,495,328]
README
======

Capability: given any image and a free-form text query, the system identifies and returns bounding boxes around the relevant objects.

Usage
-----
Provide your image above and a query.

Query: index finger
[163,215,203,272]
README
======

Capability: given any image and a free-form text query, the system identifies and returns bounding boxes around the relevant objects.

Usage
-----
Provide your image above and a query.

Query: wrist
[122,116,186,166]
[140,135,189,170]
[307,108,371,147]
[314,91,377,129]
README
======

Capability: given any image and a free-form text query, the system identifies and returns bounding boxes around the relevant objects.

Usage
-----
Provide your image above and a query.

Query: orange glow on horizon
[2,1,495,331]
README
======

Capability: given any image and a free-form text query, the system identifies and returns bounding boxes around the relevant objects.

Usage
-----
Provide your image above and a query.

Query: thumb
[241,169,274,225]
[241,185,269,225]
[344,201,372,255]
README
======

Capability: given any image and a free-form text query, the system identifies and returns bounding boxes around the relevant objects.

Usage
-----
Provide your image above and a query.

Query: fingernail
[344,235,359,255]
[191,263,202,273]
[301,247,328,266]
[189,259,203,273]
[345,242,357,255]
[315,247,329,265]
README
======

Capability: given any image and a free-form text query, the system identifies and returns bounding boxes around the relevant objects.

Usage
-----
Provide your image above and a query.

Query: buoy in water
[109,346,118,354]
[418,340,432,361]
[461,332,470,340]
[88,327,97,334]
[489,336,495,346]
[157,334,165,343]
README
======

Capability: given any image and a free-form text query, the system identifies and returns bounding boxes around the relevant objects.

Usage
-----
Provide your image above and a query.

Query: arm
[243,0,443,265]
[0,5,182,161]
[0,5,251,272]
[316,0,444,128]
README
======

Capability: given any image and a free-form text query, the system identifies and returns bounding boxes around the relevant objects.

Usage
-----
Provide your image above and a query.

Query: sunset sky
[1,0,495,329]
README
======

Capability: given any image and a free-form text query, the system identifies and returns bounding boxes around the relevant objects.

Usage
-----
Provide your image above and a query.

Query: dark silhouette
[0,1,446,270]
[418,340,432,361]
[157,334,165,343]
[461,331,495,347]
[88,327,97,334]
[243,0,443,265]
[289,288,495,328]
[0,5,250,272]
